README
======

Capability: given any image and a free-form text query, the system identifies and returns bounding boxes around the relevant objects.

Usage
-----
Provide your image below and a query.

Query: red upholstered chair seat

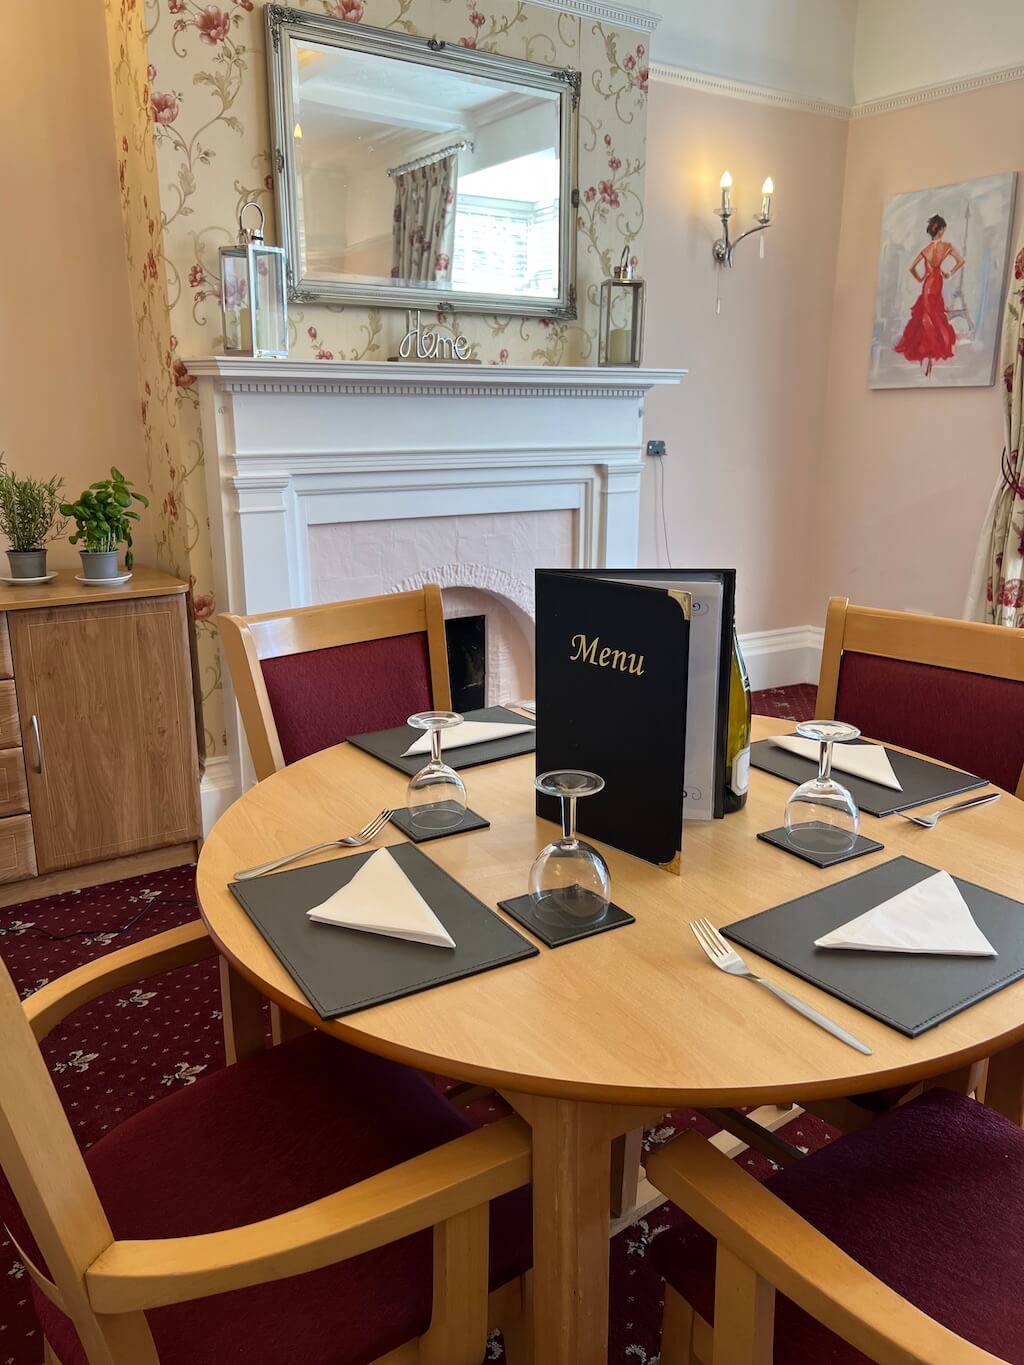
[260,632,434,765]
[835,651,1024,794]
[652,1089,1024,1363]
[27,1032,531,1365]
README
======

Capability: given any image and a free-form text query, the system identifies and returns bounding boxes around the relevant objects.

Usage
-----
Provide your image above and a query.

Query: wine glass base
[408,800,467,832]
[784,820,858,856]
[530,885,610,926]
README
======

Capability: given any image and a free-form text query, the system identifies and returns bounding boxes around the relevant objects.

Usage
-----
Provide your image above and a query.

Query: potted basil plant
[60,468,149,581]
[0,460,67,579]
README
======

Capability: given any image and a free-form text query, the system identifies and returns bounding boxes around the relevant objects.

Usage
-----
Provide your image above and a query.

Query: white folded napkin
[401,720,534,757]
[307,849,456,949]
[814,870,996,956]
[771,735,903,791]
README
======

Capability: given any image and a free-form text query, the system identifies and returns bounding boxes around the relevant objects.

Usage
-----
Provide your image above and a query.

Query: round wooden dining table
[196,715,1024,1365]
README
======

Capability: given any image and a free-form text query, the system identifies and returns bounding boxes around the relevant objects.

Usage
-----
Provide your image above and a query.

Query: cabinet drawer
[0,614,11,678]
[0,748,29,817]
[0,814,36,884]
[0,680,20,749]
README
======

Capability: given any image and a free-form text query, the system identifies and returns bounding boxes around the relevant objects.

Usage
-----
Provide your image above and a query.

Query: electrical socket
[646,439,666,458]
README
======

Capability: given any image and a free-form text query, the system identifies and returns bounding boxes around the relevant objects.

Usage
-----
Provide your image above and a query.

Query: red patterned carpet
[0,686,821,1364]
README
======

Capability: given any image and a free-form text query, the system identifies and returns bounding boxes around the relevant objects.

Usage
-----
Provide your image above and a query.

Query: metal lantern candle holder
[219,202,288,358]
[598,248,645,367]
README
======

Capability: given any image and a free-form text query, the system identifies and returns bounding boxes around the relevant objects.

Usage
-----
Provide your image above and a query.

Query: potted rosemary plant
[0,460,66,579]
[60,468,149,581]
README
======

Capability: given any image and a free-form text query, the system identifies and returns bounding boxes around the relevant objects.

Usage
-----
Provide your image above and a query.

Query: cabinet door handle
[29,714,43,774]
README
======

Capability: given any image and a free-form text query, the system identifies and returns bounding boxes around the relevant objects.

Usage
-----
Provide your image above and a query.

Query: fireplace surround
[187,357,684,813]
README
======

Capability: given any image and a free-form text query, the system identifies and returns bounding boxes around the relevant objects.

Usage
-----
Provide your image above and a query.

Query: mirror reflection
[279,34,572,312]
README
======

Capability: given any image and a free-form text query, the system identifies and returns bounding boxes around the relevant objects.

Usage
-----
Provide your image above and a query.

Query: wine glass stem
[431,727,443,767]
[818,741,834,783]
[561,794,578,844]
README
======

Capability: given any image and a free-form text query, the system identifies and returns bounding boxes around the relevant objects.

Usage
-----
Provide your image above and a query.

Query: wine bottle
[723,626,751,813]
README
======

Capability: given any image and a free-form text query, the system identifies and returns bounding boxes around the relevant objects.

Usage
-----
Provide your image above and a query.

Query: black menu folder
[229,843,538,1019]
[348,705,535,777]
[723,856,1024,1037]
[750,737,986,817]
[534,569,692,871]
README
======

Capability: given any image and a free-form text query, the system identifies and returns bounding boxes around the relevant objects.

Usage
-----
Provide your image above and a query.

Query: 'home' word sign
[399,310,472,362]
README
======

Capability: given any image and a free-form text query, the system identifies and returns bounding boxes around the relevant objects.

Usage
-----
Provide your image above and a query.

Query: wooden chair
[646,1088,1020,1365]
[809,597,1024,1130]
[0,924,533,1365]
[219,585,452,781]
[817,596,1024,798]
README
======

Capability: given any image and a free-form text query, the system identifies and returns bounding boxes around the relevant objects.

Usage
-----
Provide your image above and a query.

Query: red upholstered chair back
[816,597,1024,798]
[219,587,452,780]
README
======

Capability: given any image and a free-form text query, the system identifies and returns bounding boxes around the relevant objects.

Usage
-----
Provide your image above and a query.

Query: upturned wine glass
[530,770,610,924]
[784,719,861,855]
[405,711,467,832]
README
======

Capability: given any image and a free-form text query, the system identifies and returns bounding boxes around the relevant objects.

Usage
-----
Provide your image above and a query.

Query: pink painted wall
[819,79,1024,619]
[640,82,848,633]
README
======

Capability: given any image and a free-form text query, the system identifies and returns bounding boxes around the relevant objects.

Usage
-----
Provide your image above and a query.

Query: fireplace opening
[445,614,486,713]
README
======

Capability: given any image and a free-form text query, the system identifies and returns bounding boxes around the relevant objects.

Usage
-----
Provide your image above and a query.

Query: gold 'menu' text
[569,633,645,676]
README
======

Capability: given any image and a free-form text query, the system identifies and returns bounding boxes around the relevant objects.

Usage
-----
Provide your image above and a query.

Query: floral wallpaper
[103,0,222,760]
[115,0,649,756]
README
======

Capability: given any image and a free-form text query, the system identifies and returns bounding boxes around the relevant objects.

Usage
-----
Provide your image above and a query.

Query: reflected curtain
[390,152,457,284]
[966,230,1024,625]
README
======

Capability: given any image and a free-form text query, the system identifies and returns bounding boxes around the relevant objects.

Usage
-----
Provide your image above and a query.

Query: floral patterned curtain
[966,231,1024,625]
[390,152,457,284]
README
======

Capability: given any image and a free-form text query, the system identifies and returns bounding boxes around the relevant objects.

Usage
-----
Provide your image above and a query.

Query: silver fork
[897,791,1000,829]
[690,918,873,1055]
[234,809,393,881]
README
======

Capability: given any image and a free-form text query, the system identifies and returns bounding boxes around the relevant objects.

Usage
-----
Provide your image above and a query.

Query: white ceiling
[640,0,1024,108]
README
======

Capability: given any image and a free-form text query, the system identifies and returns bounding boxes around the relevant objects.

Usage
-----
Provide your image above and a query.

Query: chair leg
[219,959,265,1063]
[660,1284,697,1364]
[712,1245,774,1365]
[610,1127,644,1218]
[496,1272,533,1364]
[270,1002,312,1046]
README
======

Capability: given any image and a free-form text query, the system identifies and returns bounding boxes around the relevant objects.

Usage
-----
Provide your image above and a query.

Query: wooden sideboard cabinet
[0,567,202,905]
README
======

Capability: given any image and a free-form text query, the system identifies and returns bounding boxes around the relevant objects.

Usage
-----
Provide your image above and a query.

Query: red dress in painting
[894,241,957,365]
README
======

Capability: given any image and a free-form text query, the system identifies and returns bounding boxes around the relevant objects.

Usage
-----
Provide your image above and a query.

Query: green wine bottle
[723,626,751,814]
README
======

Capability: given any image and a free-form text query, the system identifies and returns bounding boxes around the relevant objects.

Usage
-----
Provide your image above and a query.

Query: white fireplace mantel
[188,356,684,817]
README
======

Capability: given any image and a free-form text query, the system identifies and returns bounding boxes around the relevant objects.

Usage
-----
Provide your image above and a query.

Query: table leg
[503,1094,660,1365]
[525,1097,612,1365]
[985,1040,1024,1125]
[218,959,265,1063]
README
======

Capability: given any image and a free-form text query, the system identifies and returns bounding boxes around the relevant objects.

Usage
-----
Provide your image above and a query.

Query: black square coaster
[389,806,490,843]
[497,893,634,948]
[757,825,884,869]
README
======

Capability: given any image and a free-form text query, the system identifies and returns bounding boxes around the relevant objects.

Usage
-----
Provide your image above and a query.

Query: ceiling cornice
[525,0,659,34]
[850,61,1024,119]
[649,64,851,120]
[651,58,1024,122]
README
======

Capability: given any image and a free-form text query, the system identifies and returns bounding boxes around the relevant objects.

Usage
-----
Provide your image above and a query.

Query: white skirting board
[198,624,825,835]
[739,625,824,692]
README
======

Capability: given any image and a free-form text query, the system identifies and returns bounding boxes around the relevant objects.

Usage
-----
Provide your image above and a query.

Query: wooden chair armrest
[86,1115,531,1313]
[23,921,217,1042]
[646,1132,1001,1365]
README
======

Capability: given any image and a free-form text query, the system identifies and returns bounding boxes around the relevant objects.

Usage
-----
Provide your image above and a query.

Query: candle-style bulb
[761,176,773,195]
[293,122,303,139]
[760,175,773,222]
[719,169,732,215]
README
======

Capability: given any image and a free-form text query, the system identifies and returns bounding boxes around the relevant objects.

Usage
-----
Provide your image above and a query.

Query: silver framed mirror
[265,6,580,318]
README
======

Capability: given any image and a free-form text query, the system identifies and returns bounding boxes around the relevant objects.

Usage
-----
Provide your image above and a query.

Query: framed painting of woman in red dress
[869,173,1017,389]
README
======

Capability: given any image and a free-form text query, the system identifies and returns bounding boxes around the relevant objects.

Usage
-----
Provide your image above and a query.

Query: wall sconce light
[713,171,774,267]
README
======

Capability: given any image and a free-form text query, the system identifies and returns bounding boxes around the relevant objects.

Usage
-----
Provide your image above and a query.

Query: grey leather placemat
[723,856,1024,1037]
[750,737,986,816]
[348,705,536,776]
[229,843,538,1019]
